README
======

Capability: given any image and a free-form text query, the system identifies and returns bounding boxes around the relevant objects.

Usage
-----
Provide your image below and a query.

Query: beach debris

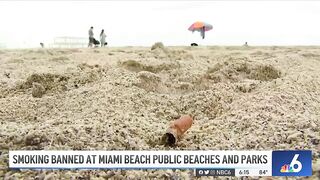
[151,42,165,51]
[32,82,46,98]
[162,115,193,146]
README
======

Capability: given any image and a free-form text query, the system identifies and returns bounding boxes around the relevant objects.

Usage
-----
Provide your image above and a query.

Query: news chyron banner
[9,150,312,177]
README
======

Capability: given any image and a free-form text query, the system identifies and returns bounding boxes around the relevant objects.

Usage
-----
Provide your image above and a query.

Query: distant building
[52,36,88,48]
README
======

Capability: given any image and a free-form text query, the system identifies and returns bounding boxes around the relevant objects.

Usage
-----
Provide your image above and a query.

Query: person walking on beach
[100,29,107,47]
[88,26,94,48]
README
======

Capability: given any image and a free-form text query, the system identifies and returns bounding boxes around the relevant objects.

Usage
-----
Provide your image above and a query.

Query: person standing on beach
[88,26,94,48]
[200,26,205,39]
[100,29,107,47]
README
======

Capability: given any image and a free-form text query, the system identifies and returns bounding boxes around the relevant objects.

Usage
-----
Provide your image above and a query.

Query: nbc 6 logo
[274,150,311,176]
[290,154,302,172]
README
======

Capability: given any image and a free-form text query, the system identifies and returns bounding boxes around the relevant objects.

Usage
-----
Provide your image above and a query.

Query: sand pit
[0,46,319,179]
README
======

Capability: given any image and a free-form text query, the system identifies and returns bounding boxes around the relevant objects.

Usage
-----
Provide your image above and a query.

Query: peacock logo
[280,154,302,173]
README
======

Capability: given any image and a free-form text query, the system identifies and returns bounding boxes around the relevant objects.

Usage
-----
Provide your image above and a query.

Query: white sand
[0,46,319,179]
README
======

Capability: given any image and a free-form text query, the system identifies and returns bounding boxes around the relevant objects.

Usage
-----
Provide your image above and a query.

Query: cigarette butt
[162,115,193,146]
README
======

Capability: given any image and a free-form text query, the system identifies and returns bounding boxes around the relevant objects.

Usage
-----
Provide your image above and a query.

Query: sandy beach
[0,46,319,179]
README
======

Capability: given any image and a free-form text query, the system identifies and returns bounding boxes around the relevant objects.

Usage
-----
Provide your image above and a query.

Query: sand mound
[150,48,194,61]
[135,71,165,93]
[119,60,180,73]
[0,63,106,98]
[168,50,194,60]
[173,82,194,92]
[149,43,193,61]
[24,131,49,148]
[250,51,276,59]
[32,82,46,98]
[205,60,281,83]
[17,73,69,93]
[17,73,69,92]
[235,80,259,93]
[301,52,320,58]
[73,63,106,85]
[151,48,169,59]
[151,42,165,51]
[250,64,281,81]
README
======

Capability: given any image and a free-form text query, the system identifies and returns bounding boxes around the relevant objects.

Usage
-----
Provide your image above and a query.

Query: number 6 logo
[290,154,302,172]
